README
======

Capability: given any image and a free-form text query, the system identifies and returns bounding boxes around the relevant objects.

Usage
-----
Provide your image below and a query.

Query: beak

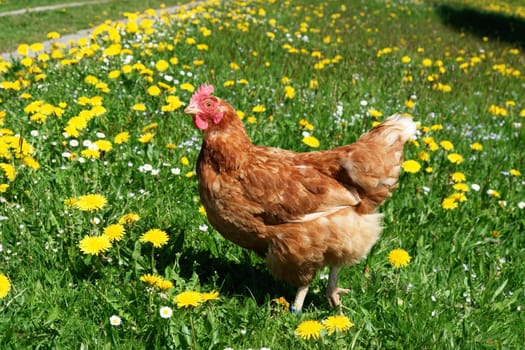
[184,103,200,115]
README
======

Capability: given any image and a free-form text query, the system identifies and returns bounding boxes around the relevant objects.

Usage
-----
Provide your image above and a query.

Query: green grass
[0,0,183,53]
[0,0,524,348]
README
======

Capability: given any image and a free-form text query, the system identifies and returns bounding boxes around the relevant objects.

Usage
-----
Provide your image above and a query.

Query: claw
[326,287,350,308]
[325,267,350,313]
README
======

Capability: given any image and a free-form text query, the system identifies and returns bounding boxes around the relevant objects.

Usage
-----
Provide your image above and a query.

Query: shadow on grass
[178,247,295,303]
[178,247,327,309]
[435,4,525,47]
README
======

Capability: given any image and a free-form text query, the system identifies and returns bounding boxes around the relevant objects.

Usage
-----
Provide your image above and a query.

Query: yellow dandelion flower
[155,279,174,291]
[114,132,130,144]
[229,62,240,70]
[509,169,521,177]
[103,224,125,242]
[140,228,169,248]
[200,290,220,301]
[491,230,501,238]
[180,83,195,92]
[447,153,464,164]
[405,99,415,109]
[252,105,266,113]
[470,142,483,151]
[79,235,112,255]
[418,151,430,162]
[296,320,323,340]
[108,70,120,79]
[180,156,189,166]
[132,103,147,112]
[174,291,203,308]
[0,273,11,299]
[442,196,458,210]
[119,212,140,225]
[323,315,354,333]
[75,194,107,211]
[81,149,100,159]
[402,160,421,173]
[155,59,169,72]
[93,140,112,152]
[0,184,9,193]
[284,85,296,99]
[140,273,161,285]
[388,248,411,268]
[272,296,290,311]
[453,183,469,192]
[439,140,454,151]
[139,132,155,143]
[302,135,320,148]
[487,189,501,198]
[63,197,78,207]
[47,31,60,39]
[147,85,161,97]
[0,163,16,181]
[198,205,207,216]
[451,172,466,182]
[450,192,467,202]
[368,108,383,118]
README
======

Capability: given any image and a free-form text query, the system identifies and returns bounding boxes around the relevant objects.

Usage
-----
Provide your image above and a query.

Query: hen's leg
[291,285,309,313]
[326,266,350,311]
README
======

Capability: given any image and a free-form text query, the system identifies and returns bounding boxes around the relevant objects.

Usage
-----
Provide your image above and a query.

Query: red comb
[190,84,214,105]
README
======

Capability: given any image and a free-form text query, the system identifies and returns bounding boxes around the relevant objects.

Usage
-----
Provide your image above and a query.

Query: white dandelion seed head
[69,139,79,147]
[171,168,181,175]
[30,130,39,137]
[471,184,480,191]
[518,201,525,209]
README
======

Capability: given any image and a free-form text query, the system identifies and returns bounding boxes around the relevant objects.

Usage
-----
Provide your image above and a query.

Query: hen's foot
[326,287,350,309]
[291,285,310,314]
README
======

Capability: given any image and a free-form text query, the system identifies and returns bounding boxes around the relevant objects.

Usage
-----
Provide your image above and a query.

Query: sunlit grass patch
[0,0,524,348]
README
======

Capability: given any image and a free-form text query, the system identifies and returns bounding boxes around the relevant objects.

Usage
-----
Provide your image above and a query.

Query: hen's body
[186,85,416,311]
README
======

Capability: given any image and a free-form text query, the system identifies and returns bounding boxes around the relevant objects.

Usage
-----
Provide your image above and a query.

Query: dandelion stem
[151,246,156,272]
[190,313,197,350]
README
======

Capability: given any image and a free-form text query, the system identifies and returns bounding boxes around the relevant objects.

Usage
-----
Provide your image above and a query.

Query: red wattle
[194,115,209,130]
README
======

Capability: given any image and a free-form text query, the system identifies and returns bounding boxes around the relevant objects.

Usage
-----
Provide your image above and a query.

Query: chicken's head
[184,84,224,130]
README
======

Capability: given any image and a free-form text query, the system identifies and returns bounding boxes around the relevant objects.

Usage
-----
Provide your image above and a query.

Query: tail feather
[340,114,416,212]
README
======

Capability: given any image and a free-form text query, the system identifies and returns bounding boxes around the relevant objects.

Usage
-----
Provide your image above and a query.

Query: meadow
[0,0,524,348]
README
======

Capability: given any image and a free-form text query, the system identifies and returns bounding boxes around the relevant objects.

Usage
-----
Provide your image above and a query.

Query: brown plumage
[184,84,416,312]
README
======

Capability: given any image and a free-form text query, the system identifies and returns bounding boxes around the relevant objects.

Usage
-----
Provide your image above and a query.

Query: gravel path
[1,1,199,61]
[0,0,109,17]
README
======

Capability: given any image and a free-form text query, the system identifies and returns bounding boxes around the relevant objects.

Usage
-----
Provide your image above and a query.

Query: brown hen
[184,84,416,312]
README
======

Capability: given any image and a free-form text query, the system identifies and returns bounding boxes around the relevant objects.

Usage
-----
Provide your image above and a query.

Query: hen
[184,84,416,312]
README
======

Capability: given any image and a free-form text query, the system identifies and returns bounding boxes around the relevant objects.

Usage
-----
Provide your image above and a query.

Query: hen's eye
[205,102,212,108]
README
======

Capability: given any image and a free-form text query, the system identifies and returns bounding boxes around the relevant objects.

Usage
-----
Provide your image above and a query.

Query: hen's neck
[200,111,252,172]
